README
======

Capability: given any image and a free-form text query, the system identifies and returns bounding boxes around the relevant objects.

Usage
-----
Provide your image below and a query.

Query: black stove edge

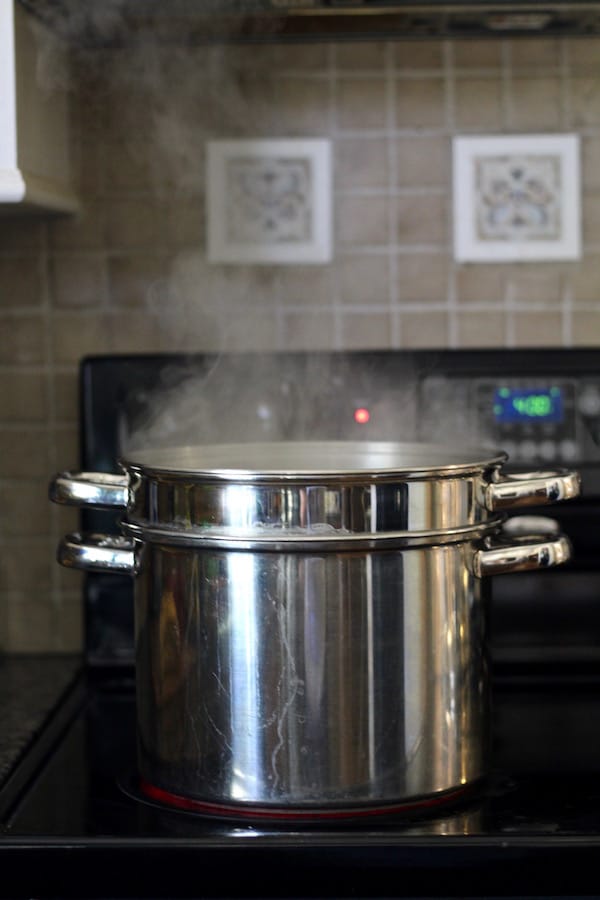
[2,837,600,899]
[0,671,87,823]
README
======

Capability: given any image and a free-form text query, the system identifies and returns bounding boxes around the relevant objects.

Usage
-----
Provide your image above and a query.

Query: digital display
[494,386,564,423]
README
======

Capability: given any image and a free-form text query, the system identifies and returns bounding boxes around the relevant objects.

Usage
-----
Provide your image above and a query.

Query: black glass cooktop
[3,668,600,898]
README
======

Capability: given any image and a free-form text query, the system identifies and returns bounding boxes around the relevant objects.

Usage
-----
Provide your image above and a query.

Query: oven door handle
[484,469,581,511]
[57,532,138,575]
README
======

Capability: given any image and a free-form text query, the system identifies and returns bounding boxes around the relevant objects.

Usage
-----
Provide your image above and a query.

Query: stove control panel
[418,374,600,466]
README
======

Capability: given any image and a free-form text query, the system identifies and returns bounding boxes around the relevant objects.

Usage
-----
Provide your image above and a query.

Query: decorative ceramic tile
[453,134,581,262]
[206,139,332,264]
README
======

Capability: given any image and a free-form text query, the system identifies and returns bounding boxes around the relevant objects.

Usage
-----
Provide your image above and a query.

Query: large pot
[50,441,580,820]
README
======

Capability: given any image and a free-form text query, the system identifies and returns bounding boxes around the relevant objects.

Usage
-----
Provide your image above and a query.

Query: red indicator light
[354,407,370,425]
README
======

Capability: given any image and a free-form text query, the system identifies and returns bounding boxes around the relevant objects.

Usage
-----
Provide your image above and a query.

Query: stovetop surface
[3,667,600,897]
[5,667,600,840]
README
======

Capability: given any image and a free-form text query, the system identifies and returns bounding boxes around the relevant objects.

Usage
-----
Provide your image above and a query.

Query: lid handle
[484,469,580,511]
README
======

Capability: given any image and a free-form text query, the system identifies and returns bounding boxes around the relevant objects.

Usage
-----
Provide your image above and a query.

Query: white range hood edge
[0,167,79,214]
[0,0,77,216]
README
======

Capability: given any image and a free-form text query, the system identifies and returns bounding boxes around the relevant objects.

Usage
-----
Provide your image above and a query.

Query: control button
[519,440,538,460]
[559,439,578,461]
[539,440,557,460]
[578,386,600,418]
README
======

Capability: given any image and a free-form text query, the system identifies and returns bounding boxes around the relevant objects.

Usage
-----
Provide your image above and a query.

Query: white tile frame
[206,138,332,265]
[452,134,581,263]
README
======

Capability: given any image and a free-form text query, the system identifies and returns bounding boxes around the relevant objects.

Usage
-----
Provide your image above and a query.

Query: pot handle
[57,532,138,575]
[49,472,129,508]
[473,519,572,577]
[484,469,581,511]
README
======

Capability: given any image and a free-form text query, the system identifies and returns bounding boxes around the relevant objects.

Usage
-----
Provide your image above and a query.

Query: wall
[1,35,600,653]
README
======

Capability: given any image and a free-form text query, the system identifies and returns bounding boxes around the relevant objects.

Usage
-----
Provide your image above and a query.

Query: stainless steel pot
[50,441,580,819]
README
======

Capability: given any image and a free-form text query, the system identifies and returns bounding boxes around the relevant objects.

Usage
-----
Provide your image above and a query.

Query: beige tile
[73,139,104,198]
[161,200,204,248]
[396,79,446,128]
[455,310,506,346]
[0,373,48,423]
[510,267,564,306]
[0,430,50,478]
[396,253,450,303]
[336,78,388,130]
[453,41,503,69]
[572,311,600,345]
[335,137,389,190]
[395,194,448,244]
[49,200,106,251]
[277,78,332,135]
[340,311,393,349]
[583,191,600,244]
[336,42,388,70]
[71,55,110,141]
[566,39,600,70]
[0,590,6,647]
[53,426,80,472]
[103,140,158,193]
[570,77,600,127]
[6,593,60,653]
[0,480,51,537]
[108,311,163,354]
[0,259,42,309]
[0,543,52,591]
[508,76,561,130]
[221,309,281,352]
[400,311,449,347]
[337,195,390,246]
[454,77,503,129]
[338,254,390,305]
[582,136,600,190]
[104,198,162,249]
[572,255,600,303]
[50,254,108,308]
[0,314,45,365]
[104,83,159,138]
[50,313,111,364]
[277,267,334,306]
[56,594,84,653]
[151,297,222,352]
[0,219,44,253]
[395,136,448,187]
[513,310,563,346]
[53,372,79,422]
[509,39,561,69]
[108,254,168,308]
[393,42,444,71]
[455,265,507,305]
[253,43,329,72]
[209,75,280,136]
[283,310,337,350]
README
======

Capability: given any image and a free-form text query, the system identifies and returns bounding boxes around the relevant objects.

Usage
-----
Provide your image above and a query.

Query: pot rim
[120,439,508,483]
[121,515,507,551]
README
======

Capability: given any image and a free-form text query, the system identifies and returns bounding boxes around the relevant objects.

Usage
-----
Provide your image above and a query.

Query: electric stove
[2,348,600,899]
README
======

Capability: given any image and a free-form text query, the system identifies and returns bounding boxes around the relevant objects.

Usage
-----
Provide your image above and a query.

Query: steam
[121,352,407,452]
[26,3,495,457]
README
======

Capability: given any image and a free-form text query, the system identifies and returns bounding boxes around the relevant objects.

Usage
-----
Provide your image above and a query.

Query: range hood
[18,0,600,43]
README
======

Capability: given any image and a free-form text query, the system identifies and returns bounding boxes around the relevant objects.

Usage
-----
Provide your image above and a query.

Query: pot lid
[122,440,507,481]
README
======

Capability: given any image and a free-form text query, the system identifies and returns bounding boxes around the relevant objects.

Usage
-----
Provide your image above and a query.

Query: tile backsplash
[2,35,600,652]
